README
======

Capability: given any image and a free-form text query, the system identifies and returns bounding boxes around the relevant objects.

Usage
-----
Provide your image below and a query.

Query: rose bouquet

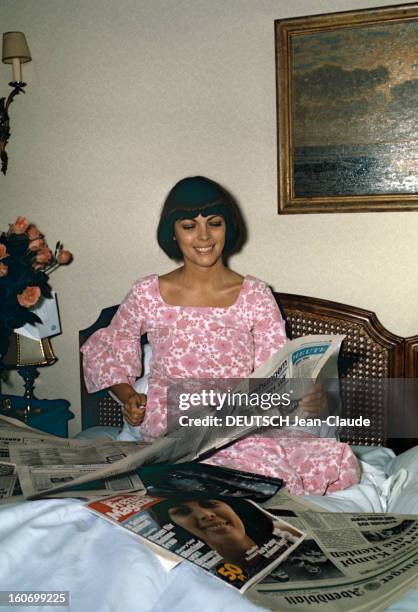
[0,216,73,363]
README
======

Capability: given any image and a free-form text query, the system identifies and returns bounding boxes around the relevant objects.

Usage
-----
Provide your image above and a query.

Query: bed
[1,293,418,612]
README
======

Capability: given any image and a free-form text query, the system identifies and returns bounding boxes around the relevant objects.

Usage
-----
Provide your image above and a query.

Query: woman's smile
[194,245,215,254]
[201,519,231,533]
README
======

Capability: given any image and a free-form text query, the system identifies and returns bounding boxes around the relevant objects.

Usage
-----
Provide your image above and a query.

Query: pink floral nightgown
[82,274,360,495]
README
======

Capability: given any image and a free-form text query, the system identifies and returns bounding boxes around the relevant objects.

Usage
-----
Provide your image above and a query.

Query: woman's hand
[123,392,147,426]
[109,383,147,427]
[298,381,328,417]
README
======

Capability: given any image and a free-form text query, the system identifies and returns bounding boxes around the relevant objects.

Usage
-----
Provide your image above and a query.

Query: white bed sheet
[1,446,418,612]
[306,445,418,515]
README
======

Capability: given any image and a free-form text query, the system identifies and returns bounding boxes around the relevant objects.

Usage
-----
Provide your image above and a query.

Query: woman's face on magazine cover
[168,499,246,548]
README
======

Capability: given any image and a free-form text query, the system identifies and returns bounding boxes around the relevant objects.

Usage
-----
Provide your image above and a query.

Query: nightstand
[0,394,74,437]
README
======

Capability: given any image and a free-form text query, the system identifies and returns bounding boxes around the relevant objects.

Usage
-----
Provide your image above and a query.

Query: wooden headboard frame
[79,294,417,452]
[405,335,418,378]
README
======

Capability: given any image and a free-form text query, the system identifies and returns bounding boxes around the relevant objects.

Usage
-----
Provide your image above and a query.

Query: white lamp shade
[2,31,31,64]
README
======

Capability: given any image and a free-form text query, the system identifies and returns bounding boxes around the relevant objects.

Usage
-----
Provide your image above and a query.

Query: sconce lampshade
[2,32,31,64]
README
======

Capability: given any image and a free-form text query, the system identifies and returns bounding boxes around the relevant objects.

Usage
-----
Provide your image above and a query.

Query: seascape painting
[275,5,418,213]
[292,22,418,197]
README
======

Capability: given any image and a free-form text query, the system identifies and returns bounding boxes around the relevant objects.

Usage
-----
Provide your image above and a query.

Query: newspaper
[0,414,76,454]
[8,439,152,467]
[3,335,344,499]
[86,492,305,592]
[243,493,418,611]
[0,462,18,499]
[0,417,147,501]
[0,415,86,503]
[16,464,144,499]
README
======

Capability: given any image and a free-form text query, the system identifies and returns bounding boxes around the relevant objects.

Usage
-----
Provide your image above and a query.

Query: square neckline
[155,274,250,310]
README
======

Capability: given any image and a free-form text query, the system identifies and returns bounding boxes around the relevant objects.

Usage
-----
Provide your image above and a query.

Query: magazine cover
[137,462,283,501]
[86,492,305,592]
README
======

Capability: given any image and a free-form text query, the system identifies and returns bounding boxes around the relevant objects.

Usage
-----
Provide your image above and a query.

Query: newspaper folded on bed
[3,429,148,500]
[86,491,305,592]
[0,415,90,502]
[2,334,344,499]
[0,417,148,502]
[244,492,418,612]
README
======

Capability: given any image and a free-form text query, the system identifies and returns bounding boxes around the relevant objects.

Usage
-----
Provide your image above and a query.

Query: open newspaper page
[164,334,345,460]
[0,416,149,501]
[86,492,305,592]
[5,334,344,499]
[11,436,176,499]
[16,465,144,500]
[9,439,151,499]
[0,414,76,456]
[245,496,418,612]
[0,415,90,503]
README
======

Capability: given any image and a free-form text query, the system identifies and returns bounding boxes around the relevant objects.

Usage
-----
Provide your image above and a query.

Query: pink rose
[57,249,73,265]
[27,224,42,240]
[28,238,45,252]
[17,286,41,308]
[35,246,53,264]
[0,244,8,260]
[10,216,29,234]
[0,263,8,277]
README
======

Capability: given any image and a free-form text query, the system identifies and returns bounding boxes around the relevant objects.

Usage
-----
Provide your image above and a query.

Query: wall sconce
[0,32,32,175]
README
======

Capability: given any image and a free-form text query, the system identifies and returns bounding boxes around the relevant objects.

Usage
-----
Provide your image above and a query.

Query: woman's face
[173,214,226,267]
[168,499,246,547]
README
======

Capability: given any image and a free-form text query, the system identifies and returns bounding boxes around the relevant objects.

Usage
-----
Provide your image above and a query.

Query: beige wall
[0,0,416,435]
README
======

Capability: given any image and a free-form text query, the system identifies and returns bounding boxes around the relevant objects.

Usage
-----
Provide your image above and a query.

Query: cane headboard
[79,294,416,452]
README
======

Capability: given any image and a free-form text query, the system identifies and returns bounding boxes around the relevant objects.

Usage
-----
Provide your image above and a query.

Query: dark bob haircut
[157,176,245,259]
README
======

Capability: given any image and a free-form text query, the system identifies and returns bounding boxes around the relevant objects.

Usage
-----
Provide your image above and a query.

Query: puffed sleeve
[81,280,146,392]
[252,281,288,370]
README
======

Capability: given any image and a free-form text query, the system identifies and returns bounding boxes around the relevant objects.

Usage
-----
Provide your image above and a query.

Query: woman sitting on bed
[82,176,360,496]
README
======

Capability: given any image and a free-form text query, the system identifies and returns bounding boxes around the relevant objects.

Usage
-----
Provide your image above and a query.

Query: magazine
[137,462,283,502]
[86,492,305,592]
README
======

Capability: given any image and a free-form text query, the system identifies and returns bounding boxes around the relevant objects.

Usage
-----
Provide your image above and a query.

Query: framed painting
[275,3,418,213]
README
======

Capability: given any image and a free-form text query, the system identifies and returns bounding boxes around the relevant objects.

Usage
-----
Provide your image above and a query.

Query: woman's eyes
[200,500,219,508]
[179,219,223,230]
[170,506,191,516]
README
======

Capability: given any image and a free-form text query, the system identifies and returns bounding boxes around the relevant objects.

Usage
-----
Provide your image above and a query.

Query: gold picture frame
[275,3,418,213]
